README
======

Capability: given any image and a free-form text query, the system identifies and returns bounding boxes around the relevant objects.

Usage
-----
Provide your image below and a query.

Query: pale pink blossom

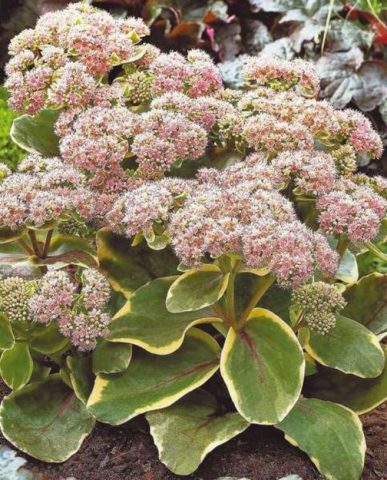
[271,150,337,194]
[242,114,314,154]
[243,56,319,97]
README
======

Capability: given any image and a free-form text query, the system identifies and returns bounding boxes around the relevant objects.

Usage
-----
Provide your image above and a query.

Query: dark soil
[0,376,385,480]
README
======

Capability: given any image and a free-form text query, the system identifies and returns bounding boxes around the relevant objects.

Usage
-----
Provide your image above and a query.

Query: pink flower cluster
[29,268,112,351]
[151,93,234,131]
[272,150,337,194]
[59,104,207,180]
[59,106,134,174]
[336,110,383,159]
[242,114,314,155]
[107,178,191,238]
[318,180,387,243]
[239,90,340,142]
[243,222,338,288]
[131,110,207,178]
[149,49,223,98]
[0,155,94,230]
[243,56,320,98]
[197,153,281,192]
[109,158,339,287]
[5,3,148,114]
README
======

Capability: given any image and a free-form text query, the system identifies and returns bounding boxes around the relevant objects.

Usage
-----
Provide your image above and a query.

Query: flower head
[242,114,314,154]
[0,155,95,230]
[243,56,319,97]
[0,277,39,324]
[318,181,387,243]
[291,282,346,334]
[29,268,112,351]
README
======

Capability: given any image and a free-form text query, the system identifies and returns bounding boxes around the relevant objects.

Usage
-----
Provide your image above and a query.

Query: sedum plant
[0,3,386,479]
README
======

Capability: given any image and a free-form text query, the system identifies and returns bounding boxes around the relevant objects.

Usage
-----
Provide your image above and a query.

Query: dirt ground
[0,379,385,480]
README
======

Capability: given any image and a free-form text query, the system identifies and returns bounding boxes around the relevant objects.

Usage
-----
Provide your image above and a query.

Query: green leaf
[306,345,387,414]
[0,343,33,390]
[276,397,365,480]
[0,314,15,350]
[147,390,249,475]
[47,234,97,265]
[357,241,387,276]
[220,308,304,424]
[10,110,60,156]
[30,250,98,269]
[67,355,94,404]
[342,273,387,338]
[166,265,230,313]
[92,339,132,375]
[304,352,317,377]
[306,314,384,378]
[335,249,359,284]
[30,322,69,355]
[0,375,95,462]
[0,227,24,245]
[30,362,51,383]
[258,284,291,325]
[108,277,219,354]
[97,228,152,297]
[87,329,220,425]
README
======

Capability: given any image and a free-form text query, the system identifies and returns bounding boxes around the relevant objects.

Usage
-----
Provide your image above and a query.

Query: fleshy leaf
[276,397,365,480]
[307,345,387,414]
[147,390,249,475]
[92,339,132,375]
[306,314,384,378]
[342,273,387,338]
[0,314,15,350]
[96,228,180,298]
[0,375,95,462]
[220,308,304,424]
[10,109,60,156]
[67,355,94,404]
[108,277,219,354]
[87,329,220,425]
[30,322,69,355]
[166,265,230,313]
[0,343,33,390]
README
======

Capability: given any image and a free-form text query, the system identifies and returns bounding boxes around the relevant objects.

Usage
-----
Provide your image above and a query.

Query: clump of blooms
[0,277,39,324]
[243,222,338,288]
[197,153,281,192]
[2,4,386,299]
[116,70,153,105]
[318,180,387,243]
[59,106,134,175]
[336,109,383,159]
[271,150,337,194]
[5,3,148,114]
[353,174,387,200]
[242,114,314,155]
[243,56,320,98]
[29,269,112,350]
[112,165,339,287]
[291,282,346,334]
[149,49,222,98]
[108,178,191,238]
[0,155,94,231]
[151,93,235,131]
[131,110,207,178]
[239,91,340,144]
